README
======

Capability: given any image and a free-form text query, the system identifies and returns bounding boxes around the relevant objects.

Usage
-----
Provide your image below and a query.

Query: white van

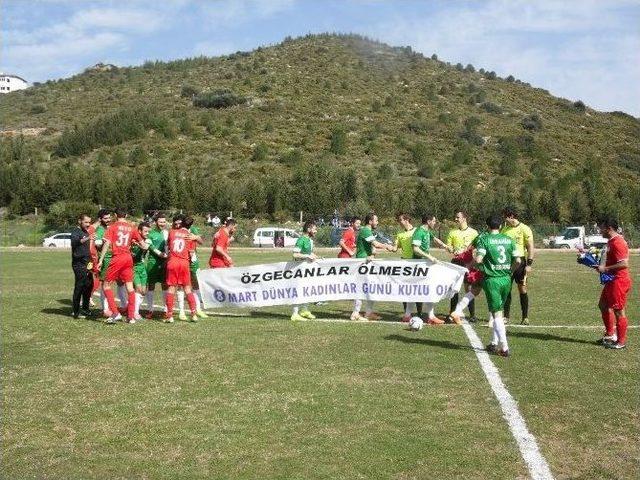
[253,227,300,247]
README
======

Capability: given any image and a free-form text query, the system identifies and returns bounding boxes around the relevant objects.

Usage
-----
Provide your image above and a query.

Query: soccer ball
[409,316,423,331]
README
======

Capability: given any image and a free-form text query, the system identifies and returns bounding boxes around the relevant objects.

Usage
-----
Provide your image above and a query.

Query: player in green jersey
[291,220,318,321]
[144,213,169,318]
[446,211,479,322]
[412,213,447,325]
[351,213,395,321]
[501,206,535,325]
[131,222,153,320]
[392,213,421,322]
[93,209,113,316]
[475,215,521,357]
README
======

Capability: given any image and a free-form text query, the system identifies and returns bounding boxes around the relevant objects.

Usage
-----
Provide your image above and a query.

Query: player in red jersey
[97,208,146,324]
[209,218,237,268]
[164,214,200,322]
[338,217,360,258]
[596,217,633,349]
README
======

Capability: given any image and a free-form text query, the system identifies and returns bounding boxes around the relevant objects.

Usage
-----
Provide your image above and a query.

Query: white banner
[197,258,467,308]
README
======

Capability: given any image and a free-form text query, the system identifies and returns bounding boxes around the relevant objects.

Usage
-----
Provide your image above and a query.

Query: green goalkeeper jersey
[146,227,167,265]
[474,232,515,277]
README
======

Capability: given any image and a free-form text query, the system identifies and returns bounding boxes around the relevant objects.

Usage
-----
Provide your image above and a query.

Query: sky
[1,0,639,115]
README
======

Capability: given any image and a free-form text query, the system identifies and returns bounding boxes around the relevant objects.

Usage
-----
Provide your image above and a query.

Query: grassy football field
[2,249,639,479]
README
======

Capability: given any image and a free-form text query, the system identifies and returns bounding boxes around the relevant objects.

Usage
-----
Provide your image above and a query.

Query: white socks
[353,299,373,314]
[134,293,143,318]
[117,285,128,308]
[293,306,299,315]
[454,292,475,316]
[353,299,362,314]
[145,291,155,312]
[493,312,509,350]
[177,290,185,314]
[425,302,435,319]
[193,289,203,313]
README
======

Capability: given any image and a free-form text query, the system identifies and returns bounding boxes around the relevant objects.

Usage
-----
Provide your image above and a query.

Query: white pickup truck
[548,226,607,249]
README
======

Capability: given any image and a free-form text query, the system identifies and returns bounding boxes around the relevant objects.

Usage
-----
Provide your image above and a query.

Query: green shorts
[99,255,112,281]
[482,276,512,313]
[133,264,148,288]
[146,260,166,286]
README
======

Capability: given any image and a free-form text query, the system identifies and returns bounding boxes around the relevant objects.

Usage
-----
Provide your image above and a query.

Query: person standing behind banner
[351,212,395,321]
[209,218,237,268]
[291,220,319,321]
[338,217,360,258]
[596,217,632,350]
[412,213,445,325]
[393,213,420,322]
[71,214,94,319]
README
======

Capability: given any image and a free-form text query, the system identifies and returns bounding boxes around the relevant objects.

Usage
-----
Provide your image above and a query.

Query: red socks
[165,293,175,317]
[187,293,197,315]
[127,291,136,320]
[617,317,628,345]
[104,289,118,314]
[601,310,615,336]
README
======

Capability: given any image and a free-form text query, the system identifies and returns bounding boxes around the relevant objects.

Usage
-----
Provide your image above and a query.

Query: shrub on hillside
[30,104,47,114]
[54,107,168,157]
[573,100,586,112]
[521,113,543,131]
[251,143,268,162]
[329,126,347,155]
[180,84,200,98]
[193,90,247,109]
[480,102,502,114]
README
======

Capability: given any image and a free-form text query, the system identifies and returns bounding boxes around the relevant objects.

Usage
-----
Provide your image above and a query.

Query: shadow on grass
[384,333,472,351]
[508,330,596,345]
[41,307,104,323]
[57,298,72,305]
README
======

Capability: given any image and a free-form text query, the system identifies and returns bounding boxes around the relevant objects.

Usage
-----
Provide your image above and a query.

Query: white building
[0,73,28,93]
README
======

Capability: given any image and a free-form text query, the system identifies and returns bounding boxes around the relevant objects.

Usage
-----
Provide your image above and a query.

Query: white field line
[462,322,554,480]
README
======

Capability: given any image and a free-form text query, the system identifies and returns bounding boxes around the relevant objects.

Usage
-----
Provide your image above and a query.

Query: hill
[1,33,639,224]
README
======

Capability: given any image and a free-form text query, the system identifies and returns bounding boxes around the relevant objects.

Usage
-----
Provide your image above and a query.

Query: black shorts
[512,257,527,285]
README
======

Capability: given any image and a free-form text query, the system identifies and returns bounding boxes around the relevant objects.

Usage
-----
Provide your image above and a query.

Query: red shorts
[166,258,191,286]
[105,255,134,283]
[600,276,632,310]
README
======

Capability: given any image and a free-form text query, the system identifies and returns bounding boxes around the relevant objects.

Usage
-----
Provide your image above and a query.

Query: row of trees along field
[2,134,639,226]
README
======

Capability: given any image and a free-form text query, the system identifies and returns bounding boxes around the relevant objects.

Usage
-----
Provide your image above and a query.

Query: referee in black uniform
[71,213,94,319]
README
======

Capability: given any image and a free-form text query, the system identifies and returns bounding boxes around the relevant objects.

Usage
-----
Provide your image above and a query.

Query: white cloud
[363,0,640,115]
[199,0,295,26]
